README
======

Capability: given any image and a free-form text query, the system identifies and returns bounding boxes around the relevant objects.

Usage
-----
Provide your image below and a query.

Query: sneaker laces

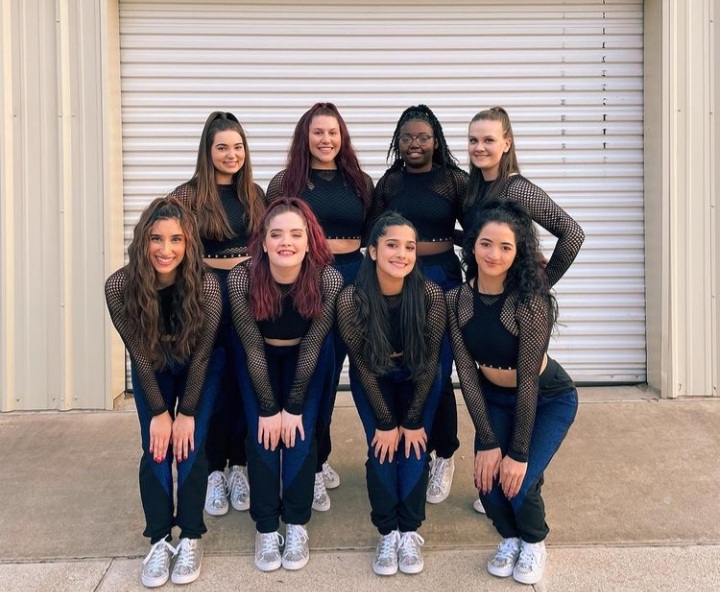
[313,472,327,498]
[398,531,424,560]
[173,538,198,572]
[322,462,338,481]
[377,530,400,561]
[428,457,450,490]
[207,472,227,503]
[284,524,308,556]
[143,539,176,570]
[494,538,520,562]
[258,531,284,556]
[228,467,249,500]
[516,542,543,571]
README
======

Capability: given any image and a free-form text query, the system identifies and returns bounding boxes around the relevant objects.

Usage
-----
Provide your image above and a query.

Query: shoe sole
[399,563,424,575]
[171,567,201,585]
[281,556,309,570]
[324,479,340,489]
[312,500,331,512]
[426,491,450,504]
[231,499,250,511]
[254,558,282,572]
[512,567,545,585]
[141,573,169,588]
[487,563,515,578]
[373,564,398,576]
[204,504,229,516]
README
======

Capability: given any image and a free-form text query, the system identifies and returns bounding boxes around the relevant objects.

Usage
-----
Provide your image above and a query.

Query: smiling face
[473,221,517,290]
[308,114,341,169]
[262,211,309,279]
[211,129,245,184]
[398,119,437,173]
[148,218,186,287]
[467,119,511,180]
[368,224,417,294]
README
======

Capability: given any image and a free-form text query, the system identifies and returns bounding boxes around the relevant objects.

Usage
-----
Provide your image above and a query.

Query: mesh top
[227,261,343,416]
[105,268,223,417]
[266,169,374,240]
[167,181,267,258]
[446,282,552,462]
[337,281,447,430]
[460,174,585,286]
[372,165,469,241]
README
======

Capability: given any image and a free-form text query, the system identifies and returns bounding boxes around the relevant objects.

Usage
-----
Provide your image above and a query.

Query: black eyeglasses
[398,133,434,146]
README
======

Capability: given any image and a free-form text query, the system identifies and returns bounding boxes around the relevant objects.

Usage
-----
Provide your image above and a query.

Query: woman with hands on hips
[105,197,223,588]
[226,197,342,573]
[337,213,446,577]
[446,199,578,586]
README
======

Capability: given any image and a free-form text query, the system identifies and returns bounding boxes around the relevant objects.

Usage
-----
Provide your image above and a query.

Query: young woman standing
[266,102,374,512]
[338,214,446,576]
[105,197,222,587]
[168,111,266,517]
[227,197,343,572]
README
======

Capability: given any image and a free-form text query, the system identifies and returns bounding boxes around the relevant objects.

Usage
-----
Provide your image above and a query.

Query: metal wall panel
[118,0,646,384]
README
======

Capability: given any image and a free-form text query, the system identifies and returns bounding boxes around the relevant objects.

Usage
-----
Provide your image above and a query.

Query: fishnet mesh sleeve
[265,170,286,201]
[166,183,196,209]
[502,176,585,286]
[285,266,343,414]
[177,271,223,416]
[104,268,222,417]
[402,281,447,429]
[227,263,279,416]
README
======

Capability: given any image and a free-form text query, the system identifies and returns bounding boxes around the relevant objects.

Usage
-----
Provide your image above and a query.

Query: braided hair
[385,104,461,171]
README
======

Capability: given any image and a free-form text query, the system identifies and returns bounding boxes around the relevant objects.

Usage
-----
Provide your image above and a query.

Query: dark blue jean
[351,364,443,534]
[132,347,224,542]
[476,384,578,543]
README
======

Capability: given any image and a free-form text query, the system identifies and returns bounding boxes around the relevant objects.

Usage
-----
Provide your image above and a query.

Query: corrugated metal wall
[118,0,646,384]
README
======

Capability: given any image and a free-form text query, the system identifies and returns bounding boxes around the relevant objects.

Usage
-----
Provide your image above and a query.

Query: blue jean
[132,347,224,542]
[477,384,578,543]
[234,334,335,532]
[351,364,443,534]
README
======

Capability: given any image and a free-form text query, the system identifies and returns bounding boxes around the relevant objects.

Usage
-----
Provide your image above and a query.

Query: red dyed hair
[248,197,333,321]
[281,102,372,210]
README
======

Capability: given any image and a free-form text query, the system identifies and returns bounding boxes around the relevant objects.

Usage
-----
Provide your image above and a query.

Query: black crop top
[257,286,313,340]
[372,165,468,242]
[105,268,222,417]
[167,180,266,258]
[266,169,374,240]
[227,261,343,416]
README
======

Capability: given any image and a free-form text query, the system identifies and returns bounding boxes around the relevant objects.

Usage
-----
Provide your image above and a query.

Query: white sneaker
[426,454,455,504]
[372,530,400,576]
[513,540,547,584]
[204,471,229,516]
[171,538,202,585]
[397,531,425,574]
[321,461,341,489]
[254,531,283,572]
[312,471,331,511]
[282,524,310,570]
[473,497,487,514]
[487,537,521,578]
[228,465,250,511]
[141,538,176,588]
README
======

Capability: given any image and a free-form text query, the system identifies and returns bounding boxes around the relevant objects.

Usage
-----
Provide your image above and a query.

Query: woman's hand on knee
[172,413,195,462]
[371,428,399,464]
[258,413,282,451]
[280,410,305,448]
[149,411,173,463]
[499,456,527,499]
[399,426,427,460]
[474,448,502,494]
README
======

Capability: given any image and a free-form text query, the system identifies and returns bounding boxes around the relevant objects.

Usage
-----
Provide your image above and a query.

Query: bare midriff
[264,337,302,347]
[417,240,454,257]
[328,238,361,254]
[204,255,251,270]
[479,354,548,388]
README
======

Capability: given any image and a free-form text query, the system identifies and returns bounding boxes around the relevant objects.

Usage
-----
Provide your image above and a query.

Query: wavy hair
[352,213,429,380]
[124,197,206,368]
[464,106,520,210]
[184,111,264,239]
[385,104,462,172]
[248,197,333,321]
[462,199,557,328]
[280,102,372,210]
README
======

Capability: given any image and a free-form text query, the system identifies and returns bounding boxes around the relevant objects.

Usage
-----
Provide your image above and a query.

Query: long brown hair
[124,197,206,368]
[248,197,333,321]
[464,106,520,210]
[186,111,264,239]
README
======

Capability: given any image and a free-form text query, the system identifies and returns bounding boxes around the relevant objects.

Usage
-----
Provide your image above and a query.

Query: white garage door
[119,0,646,384]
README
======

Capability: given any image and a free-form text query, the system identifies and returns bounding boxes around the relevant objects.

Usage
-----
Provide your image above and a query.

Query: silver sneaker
[473,497,487,514]
[171,537,203,585]
[228,465,250,511]
[321,461,340,489]
[282,524,310,570]
[204,470,229,516]
[487,537,521,578]
[397,531,425,574]
[141,538,176,588]
[426,454,455,503]
[254,531,283,572]
[372,530,400,576]
[312,471,331,511]
[513,540,547,584]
